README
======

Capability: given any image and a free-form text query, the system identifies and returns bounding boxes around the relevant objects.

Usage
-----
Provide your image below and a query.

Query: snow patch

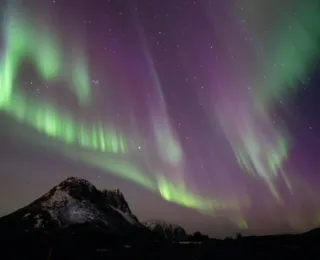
[47,209,58,222]
[45,198,111,228]
[111,206,138,226]
[60,200,98,224]
[41,190,72,208]
[23,213,31,219]
[34,214,43,228]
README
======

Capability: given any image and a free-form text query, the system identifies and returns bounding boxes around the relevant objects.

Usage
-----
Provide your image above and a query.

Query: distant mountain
[144,220,188,242]
[188,231,210,242]
[0,177,155,243]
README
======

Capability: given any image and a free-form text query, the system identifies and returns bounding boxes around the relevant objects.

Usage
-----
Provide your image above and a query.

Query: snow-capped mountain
[0,177,151,241]
[144,220,188,242]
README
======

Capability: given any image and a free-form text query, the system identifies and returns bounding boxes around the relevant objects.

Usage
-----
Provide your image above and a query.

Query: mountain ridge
[1,177,320,259]
[0,177,149,239]
[2,176,319,245]
[144,219,188,241]
[0,177,183,243]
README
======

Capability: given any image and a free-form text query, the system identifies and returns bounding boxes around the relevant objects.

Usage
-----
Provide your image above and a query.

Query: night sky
[0,0,320,238]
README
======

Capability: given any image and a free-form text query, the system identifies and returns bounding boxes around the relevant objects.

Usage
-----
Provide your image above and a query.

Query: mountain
[0,177,155,244]
[2,177,320,258]
[144,220,188,242]
[101,188,139,223]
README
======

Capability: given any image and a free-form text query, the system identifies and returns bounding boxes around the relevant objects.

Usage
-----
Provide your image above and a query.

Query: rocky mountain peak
[0,177,187,243]
[0,177,149,239]
[144,220,188,241]
[36,177,100,209]
[58,177,96,193]
[101,188,132,215]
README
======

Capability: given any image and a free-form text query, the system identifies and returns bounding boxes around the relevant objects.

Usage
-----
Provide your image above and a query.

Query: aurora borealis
[0,0,320,237]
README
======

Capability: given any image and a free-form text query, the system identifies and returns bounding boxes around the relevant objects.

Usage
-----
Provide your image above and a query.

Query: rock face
[101,188,139,223]
[0,177,151,242]
[144,220,188,242]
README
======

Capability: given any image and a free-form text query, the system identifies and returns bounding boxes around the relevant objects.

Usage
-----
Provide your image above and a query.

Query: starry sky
[0,0,320,238]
